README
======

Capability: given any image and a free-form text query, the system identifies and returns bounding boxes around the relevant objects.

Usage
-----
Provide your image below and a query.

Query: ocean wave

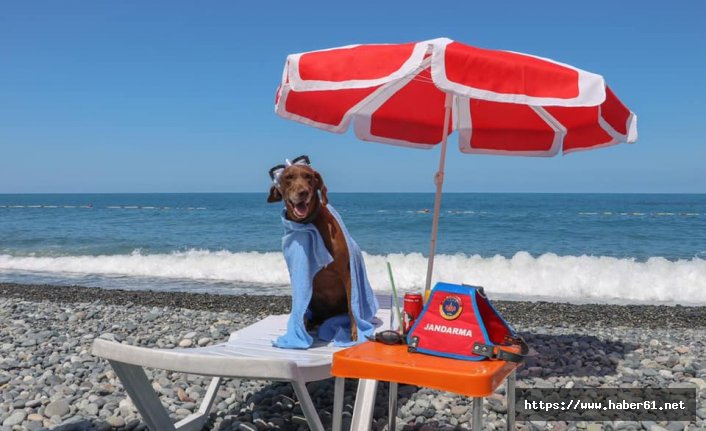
[1,250,705,304]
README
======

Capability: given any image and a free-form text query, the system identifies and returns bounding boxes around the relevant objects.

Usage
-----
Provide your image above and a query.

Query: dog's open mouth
[289,196,312,219]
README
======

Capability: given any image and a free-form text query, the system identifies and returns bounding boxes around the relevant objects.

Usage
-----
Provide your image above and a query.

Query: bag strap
[472,334,529,363]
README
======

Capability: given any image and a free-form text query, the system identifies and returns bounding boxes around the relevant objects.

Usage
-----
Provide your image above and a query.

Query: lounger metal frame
[93,304,393,431]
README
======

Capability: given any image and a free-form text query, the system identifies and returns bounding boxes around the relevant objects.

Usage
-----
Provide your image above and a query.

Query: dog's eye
[303,173,312,180]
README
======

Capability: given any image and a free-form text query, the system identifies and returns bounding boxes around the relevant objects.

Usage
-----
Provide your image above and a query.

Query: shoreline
[1,282,704,329]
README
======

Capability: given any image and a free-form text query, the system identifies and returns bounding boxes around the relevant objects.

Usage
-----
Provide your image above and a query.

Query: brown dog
[268,163,357,341]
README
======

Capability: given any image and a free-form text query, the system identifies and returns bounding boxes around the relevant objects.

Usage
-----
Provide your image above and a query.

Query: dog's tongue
[294,202,308,218]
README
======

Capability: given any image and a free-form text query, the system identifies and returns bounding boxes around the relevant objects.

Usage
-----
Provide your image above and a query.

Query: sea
[1,193,705,305]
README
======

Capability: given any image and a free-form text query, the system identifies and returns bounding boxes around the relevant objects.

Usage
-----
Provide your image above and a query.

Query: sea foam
[1,250,705,305]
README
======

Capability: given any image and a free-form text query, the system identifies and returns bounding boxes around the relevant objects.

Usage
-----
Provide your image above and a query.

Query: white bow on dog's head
[268,155,311,189]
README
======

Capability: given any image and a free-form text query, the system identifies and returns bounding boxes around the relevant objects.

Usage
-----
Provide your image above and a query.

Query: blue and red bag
[406,282,527,362]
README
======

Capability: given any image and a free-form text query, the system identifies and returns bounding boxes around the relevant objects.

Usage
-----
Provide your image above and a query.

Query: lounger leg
[472,397,483,431]
[108,360,177,431]
[506,371,516,431]
[332,377,345,431]
[174,377,222,431]
[292,380,325,431]
[388,382,398,431]
[351,379,378,431]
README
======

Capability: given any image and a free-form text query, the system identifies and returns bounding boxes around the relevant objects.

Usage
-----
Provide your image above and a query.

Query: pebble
[0,286,704,431]
[85,404,99,416]
[666,422,686,431]
[26,414,43,422]
[105,416,125,428]
[176,387,195,403]
[24,400,41,409]
[449,405,469,416]
[44,399,70,418]
[689,378,706,390]
[2,411,26,427]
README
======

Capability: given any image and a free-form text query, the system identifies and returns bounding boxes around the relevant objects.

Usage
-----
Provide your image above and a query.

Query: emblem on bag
[440,295,463,320]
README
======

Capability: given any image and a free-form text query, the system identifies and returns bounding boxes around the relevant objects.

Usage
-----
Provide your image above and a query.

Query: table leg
[472,397,483,430]
[351,379,378,431]
[333,377,345,431]
[388,381,398,431]
[506,371,516,431]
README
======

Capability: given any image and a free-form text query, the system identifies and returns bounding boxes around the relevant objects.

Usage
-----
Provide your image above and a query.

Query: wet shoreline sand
[1,282,704,329]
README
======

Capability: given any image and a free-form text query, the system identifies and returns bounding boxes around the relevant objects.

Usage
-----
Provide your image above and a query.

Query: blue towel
[274,204,379,349]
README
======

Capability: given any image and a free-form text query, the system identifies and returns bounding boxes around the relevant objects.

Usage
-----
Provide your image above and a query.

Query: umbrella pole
[423,94,452,300]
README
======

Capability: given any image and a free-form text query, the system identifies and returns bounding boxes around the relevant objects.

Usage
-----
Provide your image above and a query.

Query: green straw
[386,261,404,331]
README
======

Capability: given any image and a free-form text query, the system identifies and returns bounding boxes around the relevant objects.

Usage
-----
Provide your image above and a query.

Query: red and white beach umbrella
[275,37,637,297]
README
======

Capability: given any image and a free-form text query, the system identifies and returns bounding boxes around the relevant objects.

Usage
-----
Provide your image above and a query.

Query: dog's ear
[267,186,282,203]
[314,172,328,206]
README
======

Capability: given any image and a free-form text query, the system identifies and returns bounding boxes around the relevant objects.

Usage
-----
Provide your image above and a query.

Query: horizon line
[1,191,706,195]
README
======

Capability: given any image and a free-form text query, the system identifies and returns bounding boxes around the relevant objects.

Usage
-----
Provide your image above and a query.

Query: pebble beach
[1,282,705,431]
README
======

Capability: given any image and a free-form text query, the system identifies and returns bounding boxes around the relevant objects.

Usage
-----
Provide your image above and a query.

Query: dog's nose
[297,190,309,199]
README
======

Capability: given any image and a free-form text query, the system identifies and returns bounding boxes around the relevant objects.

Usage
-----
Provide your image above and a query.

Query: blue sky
[1,1,704,193]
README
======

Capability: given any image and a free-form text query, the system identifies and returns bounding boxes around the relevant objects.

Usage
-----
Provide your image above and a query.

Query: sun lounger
[92,296,394,431]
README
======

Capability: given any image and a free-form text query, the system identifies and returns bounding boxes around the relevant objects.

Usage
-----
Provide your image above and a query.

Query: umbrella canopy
[274,37,637,296]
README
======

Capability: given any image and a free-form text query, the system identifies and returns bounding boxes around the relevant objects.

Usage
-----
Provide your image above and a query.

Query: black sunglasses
[365,330,407,345]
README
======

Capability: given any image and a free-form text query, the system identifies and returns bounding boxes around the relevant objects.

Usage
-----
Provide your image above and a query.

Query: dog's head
[268,163,328,222]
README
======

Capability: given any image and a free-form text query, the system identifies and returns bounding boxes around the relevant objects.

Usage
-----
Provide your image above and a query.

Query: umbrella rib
[396,58,435,85]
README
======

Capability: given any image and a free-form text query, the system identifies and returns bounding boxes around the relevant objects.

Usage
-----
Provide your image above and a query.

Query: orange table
[331,342,519,430]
